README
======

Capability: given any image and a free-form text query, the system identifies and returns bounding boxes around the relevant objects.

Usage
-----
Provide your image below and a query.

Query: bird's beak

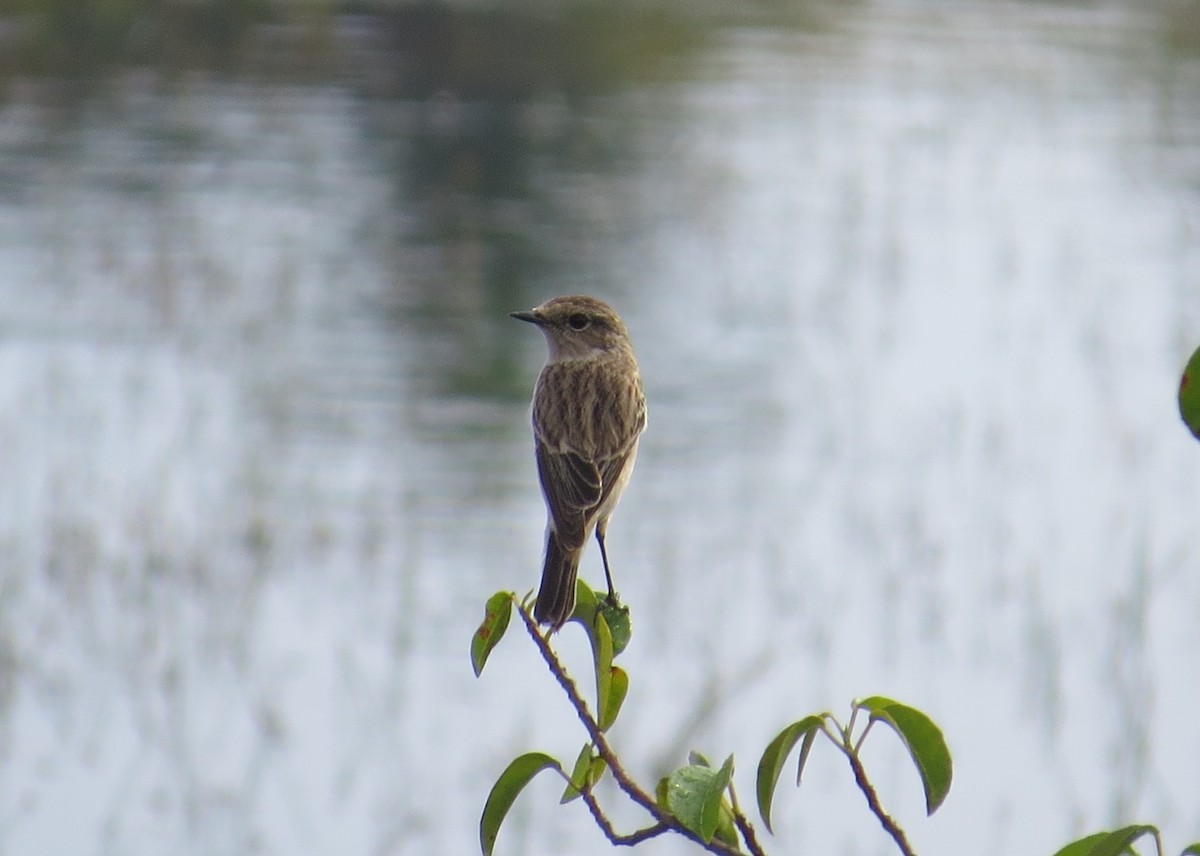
[510,309,543,325]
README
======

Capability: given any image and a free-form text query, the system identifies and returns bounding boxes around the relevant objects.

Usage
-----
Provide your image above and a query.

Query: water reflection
[1,2,1199,855]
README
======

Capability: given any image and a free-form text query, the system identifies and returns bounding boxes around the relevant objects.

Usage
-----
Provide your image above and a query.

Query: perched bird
[511,295,647,630]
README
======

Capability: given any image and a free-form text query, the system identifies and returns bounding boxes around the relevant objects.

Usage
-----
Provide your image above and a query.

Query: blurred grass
[3,0,277,74]
[0,0,722,86]
[1162,0,1200,54]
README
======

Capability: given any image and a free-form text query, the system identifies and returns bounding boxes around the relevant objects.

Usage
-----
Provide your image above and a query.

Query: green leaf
[480,752,561,856]
[567,580,631,729]
[664,755,734,843]
[566,580,619,729]
[599,666,629,731]
[573,576,632,656]
[601,601,632,655]
[1051,825,1161,856]
[714,797,740,848]
[560,744,606,804]
[570,577,600,624]
[1179,344,1200,441]
[755,715,825,833]
[699,755,739,847]
[856,696,953,815]
[1051,832,1112,856]
[589,610,615,730]
[1096,824,1159,856]
[710,753,729,825]
[655,776,671,809]
[589,756,607,789]
[795,724,819,784]
[561,745,591,804]
[471,592,513,677]
[1181,844,1200,856]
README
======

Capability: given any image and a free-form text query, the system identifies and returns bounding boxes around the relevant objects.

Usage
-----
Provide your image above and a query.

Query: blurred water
[1,2,1199,855]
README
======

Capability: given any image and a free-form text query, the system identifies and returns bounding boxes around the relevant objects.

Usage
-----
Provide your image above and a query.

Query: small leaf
[560,745,607,804]
[664,755,734,843]
[1179,344,1200,441]
[795,726,819,786]
[689,750,713,767]
[601,601,632,655]
[755,715,825,833]
[663,765,711,839]
[570,577,599,623]
[705,756,735,842]
[655,776,671,809]
[471,592,513,677]
[1059,825,1159,856]
[856,696,953,815]
[599,666,629,731]
[568,580,618,726]
[561,745,593,804]
[1051,832,1111,856]
[1180,843,1200,856]
[714,798,739,848]
[588,756,608,789]
[480,752,561,856]
[590,610,615,730]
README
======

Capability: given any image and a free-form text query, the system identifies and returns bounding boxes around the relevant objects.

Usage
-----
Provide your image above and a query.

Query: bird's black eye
[567,313,589,331]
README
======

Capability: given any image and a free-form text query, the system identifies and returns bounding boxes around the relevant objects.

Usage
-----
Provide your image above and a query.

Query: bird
[510,295,647,630]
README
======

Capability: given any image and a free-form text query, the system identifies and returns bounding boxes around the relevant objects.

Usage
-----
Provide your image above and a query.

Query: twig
[727,778,768,856]
[578,787,669,846]
[853,718,875,754]
[515,604,747,856]
[843,744,917,856]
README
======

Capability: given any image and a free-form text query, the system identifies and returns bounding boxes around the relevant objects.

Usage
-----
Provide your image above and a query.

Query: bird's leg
[596,529,618,605]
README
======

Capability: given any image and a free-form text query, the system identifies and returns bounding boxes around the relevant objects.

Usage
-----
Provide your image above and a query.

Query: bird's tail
[534,532,581,631]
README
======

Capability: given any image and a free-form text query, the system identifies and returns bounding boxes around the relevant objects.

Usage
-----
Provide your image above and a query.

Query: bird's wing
[536,443,601,550]
[593,445,637,521]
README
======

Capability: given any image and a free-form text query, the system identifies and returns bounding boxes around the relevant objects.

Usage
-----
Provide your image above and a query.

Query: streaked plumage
[511,296,647,630]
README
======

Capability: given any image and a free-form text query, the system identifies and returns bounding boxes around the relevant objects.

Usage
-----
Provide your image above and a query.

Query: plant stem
[516,604,748,856]
[842,743,917,856]
[727,778,768,856]
[578,787,669,846]
[853,717,875,754]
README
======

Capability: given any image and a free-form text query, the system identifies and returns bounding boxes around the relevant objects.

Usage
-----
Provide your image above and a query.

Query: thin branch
[515,604,747,856]
[727,778,768,856]
[842,744,917,856]
[578,787,669,846]
[844,706,859,742]
[853,717,876,754]
[515,605,651,808]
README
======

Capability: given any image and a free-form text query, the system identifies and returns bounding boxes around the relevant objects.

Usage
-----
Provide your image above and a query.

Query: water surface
[1,2,1199,855]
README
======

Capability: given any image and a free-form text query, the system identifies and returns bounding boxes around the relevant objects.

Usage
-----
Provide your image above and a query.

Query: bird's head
[510,295,632,361]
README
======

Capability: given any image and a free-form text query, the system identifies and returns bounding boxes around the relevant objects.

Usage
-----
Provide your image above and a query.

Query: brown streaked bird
[511,295,647,631]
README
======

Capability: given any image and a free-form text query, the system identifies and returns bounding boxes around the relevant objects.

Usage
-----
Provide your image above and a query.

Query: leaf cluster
[471,582,951,856]
[472,582,1199,856]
